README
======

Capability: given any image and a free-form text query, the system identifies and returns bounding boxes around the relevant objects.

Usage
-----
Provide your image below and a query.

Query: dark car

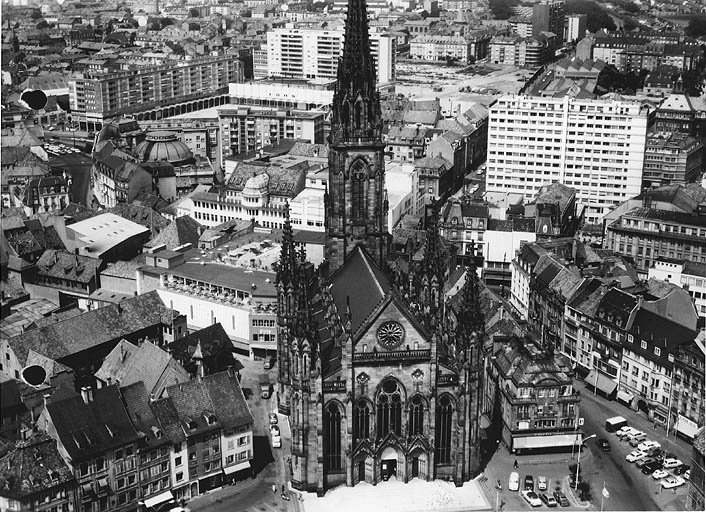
[598,438,611,452]
[642,461,663,475]
[553,491,570,507]
[636,456,656,469]
[524,475,534,491]
[674,464,690,475]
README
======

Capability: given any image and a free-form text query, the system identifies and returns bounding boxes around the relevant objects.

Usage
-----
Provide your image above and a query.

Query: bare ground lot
[395,62,533,100]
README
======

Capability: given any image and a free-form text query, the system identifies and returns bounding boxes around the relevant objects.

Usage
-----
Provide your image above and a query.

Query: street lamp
[575,434,596,490]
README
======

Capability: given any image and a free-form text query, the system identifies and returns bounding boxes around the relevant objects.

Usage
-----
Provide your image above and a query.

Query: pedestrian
[513,459,518,469]
[654,423,657,430]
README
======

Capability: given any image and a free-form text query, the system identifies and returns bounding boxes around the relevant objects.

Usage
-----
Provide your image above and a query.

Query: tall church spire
[325,0,389,271]
[330,0,382,144]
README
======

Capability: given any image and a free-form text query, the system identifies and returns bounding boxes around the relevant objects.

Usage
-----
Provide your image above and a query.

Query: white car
[618,427,640,439]
[626,450,647,463]
[663,458,683,469]
[537,475,547,491]
[661,476,686,489]
[521,490,542,507]
[638,441,660,452]
[616,426,632,436]
[652,469,669,480]
[684,470,690,480]
[509,471,520,491]
[272,433,281,448]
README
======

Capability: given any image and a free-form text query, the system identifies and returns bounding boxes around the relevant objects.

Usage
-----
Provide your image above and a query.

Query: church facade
[276,0,487,495]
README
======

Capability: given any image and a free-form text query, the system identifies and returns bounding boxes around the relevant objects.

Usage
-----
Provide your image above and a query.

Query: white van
[509,471,520,491]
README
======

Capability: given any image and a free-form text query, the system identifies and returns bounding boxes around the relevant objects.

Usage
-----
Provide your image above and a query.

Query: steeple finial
[330,0,381,144]
[422,202,445,283]
[458,240,484,335]
[277,202,297,285]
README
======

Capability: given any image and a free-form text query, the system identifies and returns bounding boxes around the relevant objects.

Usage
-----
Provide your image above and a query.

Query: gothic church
[276,0,487,495]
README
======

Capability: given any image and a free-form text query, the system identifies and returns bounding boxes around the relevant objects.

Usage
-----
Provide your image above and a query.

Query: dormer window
[186,418,198,430]
[206,414,217,425]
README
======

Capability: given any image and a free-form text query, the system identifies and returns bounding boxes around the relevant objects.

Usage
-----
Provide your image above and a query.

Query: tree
[577,480,592,501]
[489,0,520,20]
[686,17,706,39]
[189,7,200,18]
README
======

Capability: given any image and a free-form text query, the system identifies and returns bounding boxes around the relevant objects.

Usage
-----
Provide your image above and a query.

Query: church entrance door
[381,459,397,481]
[412,457,419,478]
[358,460,365,483]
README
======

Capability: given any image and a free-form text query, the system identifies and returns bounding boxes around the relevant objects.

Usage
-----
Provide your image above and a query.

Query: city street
[46,135,94,207]
[575,380,690,511]
[188,356,300,512]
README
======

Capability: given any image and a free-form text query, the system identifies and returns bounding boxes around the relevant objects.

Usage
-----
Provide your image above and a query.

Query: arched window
[435,395,453,464]
[408,395,424,436]
[352,399,371,441]
[377,379,402,438]
[351,165,367,223]
[324,402,342,470]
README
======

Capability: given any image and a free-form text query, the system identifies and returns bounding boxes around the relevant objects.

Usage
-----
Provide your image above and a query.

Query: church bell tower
[325,0,389,272]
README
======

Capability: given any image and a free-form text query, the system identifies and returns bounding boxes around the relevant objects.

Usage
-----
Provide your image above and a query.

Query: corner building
[276,0,486,495]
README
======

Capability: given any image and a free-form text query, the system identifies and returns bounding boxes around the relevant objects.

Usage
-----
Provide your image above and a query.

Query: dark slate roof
[46,385,139,462]
[683,261,706,278]
[107,203,171,234]
[146,216,203,250]
[26,224,66,252]
[150,396,185,444]
[35,250,103,284]
[631,308,696,352]
[622,207,706,228]
[328,246,391,335]
[7,291,169,365]
[166,323,241,377]
[0,432,75,499]
[120,382,171,448]
[494,342,573,387]
[165,370,253,435]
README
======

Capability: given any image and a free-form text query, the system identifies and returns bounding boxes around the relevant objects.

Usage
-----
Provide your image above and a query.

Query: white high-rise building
[266,26,395,85]
[566,14,587,43]
[486,95,653,225]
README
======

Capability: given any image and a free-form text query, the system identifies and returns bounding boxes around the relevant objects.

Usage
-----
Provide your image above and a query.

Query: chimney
[149,393,156,402]
[87,387,94,402]
[80,387,89,404]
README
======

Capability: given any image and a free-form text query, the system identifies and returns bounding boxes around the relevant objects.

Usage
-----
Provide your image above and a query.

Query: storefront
[223,461,252,483]
[674,415,699,442]
[585,370,617,398]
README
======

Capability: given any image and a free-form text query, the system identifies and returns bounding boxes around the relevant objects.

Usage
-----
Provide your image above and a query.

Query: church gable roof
[328,246,391,335]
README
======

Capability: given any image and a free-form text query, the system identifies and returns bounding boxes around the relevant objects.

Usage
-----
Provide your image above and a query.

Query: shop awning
[513,433,581,450]
[143,490,174,509]
[223,461,251,475]
[586,370,617,396]
[616,390,634,404]
[675,415,699,439]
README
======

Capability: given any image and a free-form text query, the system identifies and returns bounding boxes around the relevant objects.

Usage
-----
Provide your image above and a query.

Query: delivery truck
[605,416,628,432]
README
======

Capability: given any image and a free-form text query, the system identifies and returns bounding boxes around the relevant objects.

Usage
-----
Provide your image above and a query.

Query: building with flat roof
[649,259,706,318]
[643,132,704,188]
[486,95,654,226]
[605,207,706,274]
[66,212,151,262]
[68,55,243,131]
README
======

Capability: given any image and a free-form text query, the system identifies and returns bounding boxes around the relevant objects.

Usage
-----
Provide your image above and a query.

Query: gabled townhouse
[151,370,254,500]
[95,340,190,398]
[120,382,175,511]
[40,386,141,512]
[0,432,77,512]
[670,330,705,442]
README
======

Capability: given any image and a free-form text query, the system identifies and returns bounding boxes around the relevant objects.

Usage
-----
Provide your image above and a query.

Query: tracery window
[324,402,342,470]
[352,398,371,441]
[408,395,425,436]
[377,379,402,438]
[435,395,453,464]
[351,164,367,223]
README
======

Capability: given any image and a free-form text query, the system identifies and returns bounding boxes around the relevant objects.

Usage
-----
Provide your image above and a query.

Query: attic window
[205,414,217,425]
[186,418,198,430]
[151,425,163,439]
[49,470,59,481]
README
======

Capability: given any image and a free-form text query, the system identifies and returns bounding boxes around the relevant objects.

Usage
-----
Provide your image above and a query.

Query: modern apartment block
[486,95,654,225]
[565,14,587,43]
[68,55,244,130]
[266,26,395,85]
[532,0,565,43]
[643,132,704,188]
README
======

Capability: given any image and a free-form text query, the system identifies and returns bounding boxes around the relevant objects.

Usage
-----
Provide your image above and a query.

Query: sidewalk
[187,477,261,512]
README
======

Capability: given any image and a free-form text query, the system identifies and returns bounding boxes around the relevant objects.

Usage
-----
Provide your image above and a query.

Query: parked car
[539,493,558,507]
[537,475,547,491]
[271,434,281,448]
[628,432,647,446]
[617,427,639,439]
[674,464,690,475]
[270,424,280,436]
[509,472,520,491]
[598,438,611,451]
[637,440,660,452]
[269,413,279,425]
[264,357,275,370]
[684,470,690,480]
[663,458,683,469]
[642,461,663,475]
[636,456,656,469]
[521,490,542,507]
[524,475,534,491]
[553,491,570,507]
[661,476,686,489]
[626,450,647,463]
[652,469,669,480]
